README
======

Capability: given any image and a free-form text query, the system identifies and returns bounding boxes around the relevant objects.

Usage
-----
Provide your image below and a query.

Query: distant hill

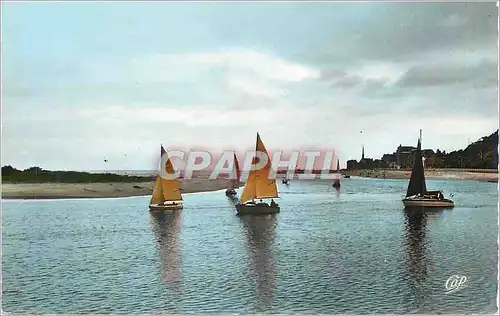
[1,166,154,183]
[441,130,498,169]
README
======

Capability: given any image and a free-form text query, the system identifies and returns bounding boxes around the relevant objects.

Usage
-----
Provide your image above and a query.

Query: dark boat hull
[402,197,454,208]
[236,203,280,216]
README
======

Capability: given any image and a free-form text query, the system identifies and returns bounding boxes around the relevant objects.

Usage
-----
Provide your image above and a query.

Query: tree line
[1,166,154,183]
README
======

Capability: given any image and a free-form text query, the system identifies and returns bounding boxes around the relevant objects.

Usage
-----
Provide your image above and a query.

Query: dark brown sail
[406,133,427,197]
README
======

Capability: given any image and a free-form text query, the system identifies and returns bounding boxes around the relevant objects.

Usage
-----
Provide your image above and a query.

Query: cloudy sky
[2,2,498,171]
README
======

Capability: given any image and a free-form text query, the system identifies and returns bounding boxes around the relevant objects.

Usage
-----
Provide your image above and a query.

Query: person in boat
[270,199,277,207]
[437,192,443,200]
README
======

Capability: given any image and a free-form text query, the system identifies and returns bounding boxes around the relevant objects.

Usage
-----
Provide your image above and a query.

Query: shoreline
[2,169,497,200]
[1,179,232,200]
[346,169,498,181]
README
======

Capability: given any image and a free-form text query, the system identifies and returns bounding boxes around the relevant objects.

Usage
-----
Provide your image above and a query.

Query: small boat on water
[235,133,280,216]
[343,175,351,179]
[402,130,454,208]
[225,153,241,196]
[332,178,341,188]
[332,159,341,188]
[282,178,290,185]
[149,146,183,211]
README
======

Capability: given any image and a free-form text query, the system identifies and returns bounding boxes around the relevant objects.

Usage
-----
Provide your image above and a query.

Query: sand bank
[347,169,498,181]
[1,178,231,200]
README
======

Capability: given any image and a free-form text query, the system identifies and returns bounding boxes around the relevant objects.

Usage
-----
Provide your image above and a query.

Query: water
[2,178,498,314]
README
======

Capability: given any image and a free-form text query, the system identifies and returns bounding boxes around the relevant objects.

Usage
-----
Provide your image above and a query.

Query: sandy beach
[347,169,498,181]
[1,178,233,200]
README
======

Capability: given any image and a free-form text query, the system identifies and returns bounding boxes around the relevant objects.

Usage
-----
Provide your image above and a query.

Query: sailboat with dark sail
[402,130,454,208]
[149,146,183,211]
[235,133,280,216]
[226,153,241,196]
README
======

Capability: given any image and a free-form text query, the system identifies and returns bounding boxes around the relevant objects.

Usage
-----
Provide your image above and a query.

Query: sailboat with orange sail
[225,153,241,196]
[149,146,183,211]
[235,133,280,216]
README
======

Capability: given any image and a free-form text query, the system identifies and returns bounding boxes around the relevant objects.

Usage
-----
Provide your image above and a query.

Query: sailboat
[225,153,241,196]
[402,130,454,208]
[149,146,183,211]
[332,159,341,188]
[235,133,280,216]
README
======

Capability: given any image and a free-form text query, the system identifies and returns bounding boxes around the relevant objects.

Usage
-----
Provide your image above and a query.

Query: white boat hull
[402,198,454,208]
[149,203,183,211]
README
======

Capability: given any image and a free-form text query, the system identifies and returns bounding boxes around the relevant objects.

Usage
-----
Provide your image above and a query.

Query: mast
[406,130,427,197]
[337,159,340,172]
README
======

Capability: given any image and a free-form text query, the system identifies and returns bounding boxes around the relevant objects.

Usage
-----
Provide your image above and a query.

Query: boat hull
[236,203,280,216]
[149,204,183,211]
[225,189,237,196]
[402,198,454,208]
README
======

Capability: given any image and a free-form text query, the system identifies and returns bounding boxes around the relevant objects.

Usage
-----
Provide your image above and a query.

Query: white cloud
[128,49,320,85]
[182,50,320,82]
[226,74,285,99]
[350,62,407,86]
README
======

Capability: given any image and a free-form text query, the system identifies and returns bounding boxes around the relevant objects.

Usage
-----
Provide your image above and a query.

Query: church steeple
[361,146,365,160]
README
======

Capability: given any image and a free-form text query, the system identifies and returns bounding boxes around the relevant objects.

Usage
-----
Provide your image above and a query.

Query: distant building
[382,153,397,168]
[346,159,358,170]
[396,145,416,169]
[348,145,436,170]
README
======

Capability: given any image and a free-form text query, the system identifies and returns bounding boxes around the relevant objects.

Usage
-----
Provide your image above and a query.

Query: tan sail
[150,176,164,204]
[240,133,279,202]
[161,156,183,201]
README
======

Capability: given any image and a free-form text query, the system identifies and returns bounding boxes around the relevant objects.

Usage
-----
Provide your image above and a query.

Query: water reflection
[150,210,182,293]
[402,207,445,311]
[240,215,278,310]
[227,195,239,205]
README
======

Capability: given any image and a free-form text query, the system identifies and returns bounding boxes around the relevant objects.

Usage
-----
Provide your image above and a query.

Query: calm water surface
[2,178,498,314]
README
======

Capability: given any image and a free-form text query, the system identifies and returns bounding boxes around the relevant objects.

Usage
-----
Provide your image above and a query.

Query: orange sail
[161,155,183,201]
[150,146,183,204]
[240,133,279,203]
[150,176,164,204]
